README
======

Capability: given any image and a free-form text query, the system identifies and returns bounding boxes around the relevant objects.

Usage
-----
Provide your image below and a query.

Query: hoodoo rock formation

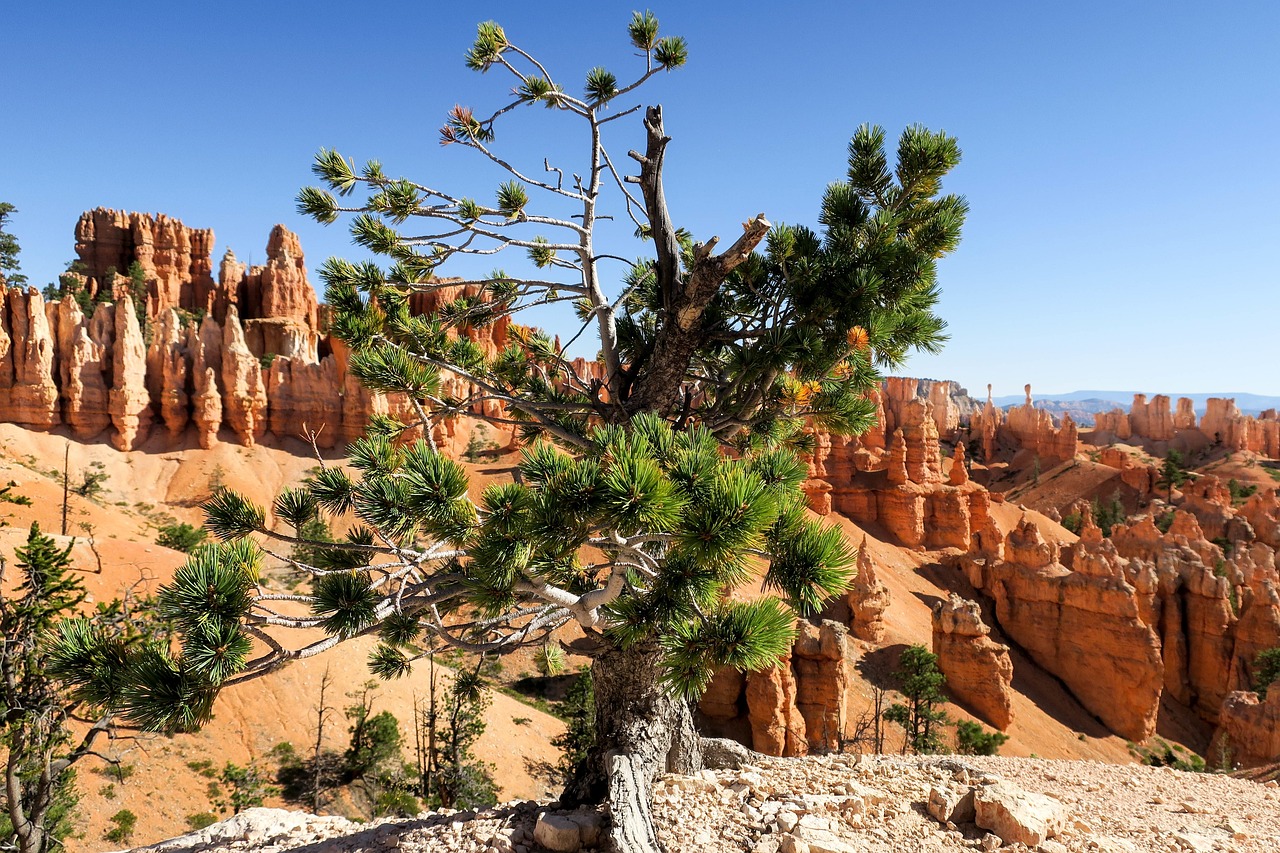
[1218,688,1280,768]
[7,210,1280,773]
[959,517,1165,741]
[73,208,216,318]
[699,620,853,758]
[943,474,1280,763]
[109,294,153,451]
[969,384,1077,465]
[806,391,990,551]
[931,594,1015,731]
[1092,393,1280,459]
[846,537,891,643]
[0,210,518,451]
[1,286,61,428]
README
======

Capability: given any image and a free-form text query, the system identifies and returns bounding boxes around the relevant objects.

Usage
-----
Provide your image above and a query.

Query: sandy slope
[0,425,563,852]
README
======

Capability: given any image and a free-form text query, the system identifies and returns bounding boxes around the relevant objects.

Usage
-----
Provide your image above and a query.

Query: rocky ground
[113,754,1280,853]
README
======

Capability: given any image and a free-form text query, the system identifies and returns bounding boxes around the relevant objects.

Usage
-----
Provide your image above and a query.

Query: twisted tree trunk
[623,105,771,417]
[561,642,701,853]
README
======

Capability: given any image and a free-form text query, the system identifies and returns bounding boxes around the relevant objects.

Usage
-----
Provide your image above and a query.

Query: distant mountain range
[989,390,1280,423]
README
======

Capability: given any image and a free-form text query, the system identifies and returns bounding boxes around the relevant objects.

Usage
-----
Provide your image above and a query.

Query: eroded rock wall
[1,211,527,450]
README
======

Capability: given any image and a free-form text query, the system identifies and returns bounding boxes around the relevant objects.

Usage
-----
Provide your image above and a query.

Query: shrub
[1227,478,1257,504]
[1135,738,1205,772]
[0,481,32,505]
[186,812,218,830]
[955,720,1008,756]
[157,522,208,553]
[95,761,136,783]
[104,809,137,844]
[372,788,420,818]
[76,462,109,499]
[210,761,278,815]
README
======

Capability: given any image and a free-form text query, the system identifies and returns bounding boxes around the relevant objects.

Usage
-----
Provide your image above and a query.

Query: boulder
[533,813,583,852]
[974,781,1069,847]
[928,784,976,824]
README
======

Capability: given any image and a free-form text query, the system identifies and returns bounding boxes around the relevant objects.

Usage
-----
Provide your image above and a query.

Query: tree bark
[624,106,771,418]
[561,642,702,853]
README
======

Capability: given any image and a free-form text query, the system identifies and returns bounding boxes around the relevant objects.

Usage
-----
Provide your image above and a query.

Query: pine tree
[0,203,27,288]
[76,15,965,849]
[430,664,496,810]
[1,524,142,853]
[884,645,948,754]
[1157,449,1189,502]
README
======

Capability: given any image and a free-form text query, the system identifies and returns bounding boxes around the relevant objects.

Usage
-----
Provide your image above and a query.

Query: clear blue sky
[5,1,1278,397]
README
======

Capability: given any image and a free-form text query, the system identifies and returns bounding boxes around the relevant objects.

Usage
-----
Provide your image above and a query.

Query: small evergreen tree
[156,522,208,553]
[1227,478,1257,504]
[1157,450,1189,502]
[210,762,277,815]
[343,685,403,780]
[552,668,596,783]
[84,15,965,848]
[429,664,497,810]
[103,809,137,844]
[289,516,335,570]
[1,525,132,853]
[884,645,948,755]
[1255,647,1280,699]
[463,424,495,462]
[0,202,28,288]
[1094,494,1126,537]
